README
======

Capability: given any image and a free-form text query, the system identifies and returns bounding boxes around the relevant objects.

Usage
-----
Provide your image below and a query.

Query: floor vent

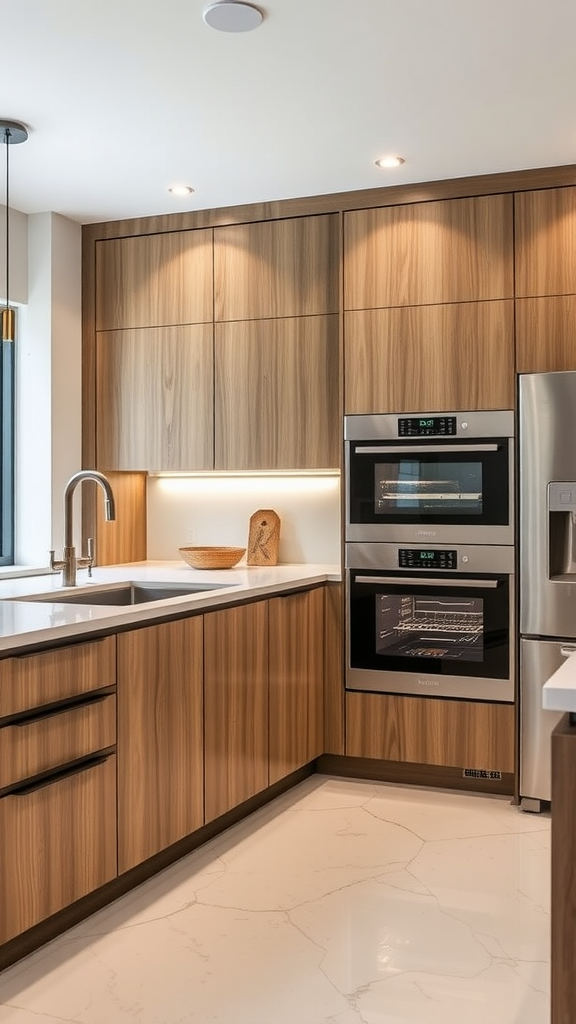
[463,768,503,780]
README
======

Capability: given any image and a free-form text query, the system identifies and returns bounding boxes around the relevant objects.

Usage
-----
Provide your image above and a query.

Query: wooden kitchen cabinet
[516,295,576,372]
[346,692,515,776]
[204,601,269,821]
[0,636,116,718]
[344,194,514,311]
[96,323,213,471]
[515,185,576,299]
[268,588,324,784]
[95,229,213,331]
[214,214,339,321]
[214,314,339,470]
[344,300,515,413]
[117,617,204,873]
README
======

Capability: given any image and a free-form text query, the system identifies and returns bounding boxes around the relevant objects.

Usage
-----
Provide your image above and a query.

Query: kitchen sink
[14,581,237,606]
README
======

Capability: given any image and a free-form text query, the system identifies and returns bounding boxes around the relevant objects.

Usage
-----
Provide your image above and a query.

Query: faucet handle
[49,550,65,573]
[87,537,94,577]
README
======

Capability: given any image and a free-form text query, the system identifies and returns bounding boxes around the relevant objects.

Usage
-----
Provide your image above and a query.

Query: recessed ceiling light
[375,156,406,169]
[168,184,195,197]
[203,2,263,32]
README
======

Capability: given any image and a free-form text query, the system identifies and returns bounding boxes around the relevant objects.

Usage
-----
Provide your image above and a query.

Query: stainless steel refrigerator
[519,370,576,811]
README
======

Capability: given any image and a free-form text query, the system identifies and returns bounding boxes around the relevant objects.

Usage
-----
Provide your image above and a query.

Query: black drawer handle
[10,636,107,660]
[8,754,111,797]
[9,693,109,728]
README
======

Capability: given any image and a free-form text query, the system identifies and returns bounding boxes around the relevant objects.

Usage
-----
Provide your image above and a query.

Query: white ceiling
[3,0,576,225]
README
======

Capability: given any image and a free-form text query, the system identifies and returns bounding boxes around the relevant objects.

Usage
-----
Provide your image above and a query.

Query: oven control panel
[398,548,457,570]
[397,416,457,437]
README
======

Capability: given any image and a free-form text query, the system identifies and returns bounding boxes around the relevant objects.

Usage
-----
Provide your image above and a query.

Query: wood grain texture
[95,229,213,331]
[516,295,576,372]
[87,471,147,566]
[0,754,117,943]
[215,315,339,470]
[214,214,340,321]
[96,324,214,471]
[346,692,515,772]
[344,194,514,310]
[0,638,116,719]
[515,186,576,298]
[324,583,345,755]
[268,588,324,785]
[344,300,515,413]
[117,618,204,874]
[204,601,269,822]
[551,716,576,1024]
[0,694,116,790]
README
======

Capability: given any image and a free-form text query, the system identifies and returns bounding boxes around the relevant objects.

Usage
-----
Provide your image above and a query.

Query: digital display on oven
[398,416,457,436]
[398,549,457,569]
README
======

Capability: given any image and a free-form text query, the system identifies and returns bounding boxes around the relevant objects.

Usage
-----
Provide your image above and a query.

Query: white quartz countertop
[542,650,576,713]
[0,561,341,654]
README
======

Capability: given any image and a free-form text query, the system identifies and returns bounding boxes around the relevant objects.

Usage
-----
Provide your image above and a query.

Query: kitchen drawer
[0,636,116,718]
[0,752,117,943]
[0,693,116,790]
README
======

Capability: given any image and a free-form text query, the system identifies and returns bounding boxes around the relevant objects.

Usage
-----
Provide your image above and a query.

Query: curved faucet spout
[63,470,116,548]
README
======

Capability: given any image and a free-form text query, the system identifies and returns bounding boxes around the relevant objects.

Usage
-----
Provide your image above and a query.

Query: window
[0,337,14,563]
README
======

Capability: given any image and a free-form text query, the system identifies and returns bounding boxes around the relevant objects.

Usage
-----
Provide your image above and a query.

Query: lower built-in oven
[346,543,514,702]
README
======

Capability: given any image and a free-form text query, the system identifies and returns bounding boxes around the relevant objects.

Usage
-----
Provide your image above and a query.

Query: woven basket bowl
[179,545,246,570]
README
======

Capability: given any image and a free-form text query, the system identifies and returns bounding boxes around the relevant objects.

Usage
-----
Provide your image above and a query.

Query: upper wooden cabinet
[516,295,576,372]
[95,229,213,331]
[96,324,213,471]
[515,186,576,298]
[214,214,339,321]
[344,194,514,310]
[215,314,340,470]
[344,300,515,413]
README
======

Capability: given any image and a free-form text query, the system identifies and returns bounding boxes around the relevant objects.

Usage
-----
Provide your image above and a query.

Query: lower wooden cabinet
[204,602,269,821]
[117,617,204,873]
[0,753,117,944]
[346,691,515,774]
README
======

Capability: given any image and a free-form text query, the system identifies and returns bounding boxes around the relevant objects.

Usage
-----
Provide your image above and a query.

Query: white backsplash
[147,473,341,565]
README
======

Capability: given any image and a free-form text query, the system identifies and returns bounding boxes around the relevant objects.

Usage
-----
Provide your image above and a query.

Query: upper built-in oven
[345,410,514,546]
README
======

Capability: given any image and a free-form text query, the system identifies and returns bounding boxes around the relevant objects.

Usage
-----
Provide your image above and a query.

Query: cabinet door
[515,186,576,298]
[344,300,514,413]
[215,315,339,470]
[269,588,324,784]
[214,214,339,321]
[95,229,213,330]
[344,194,514,310]
[0,754,117,944]
[516,295,576,372]
[204,601,269,821]
[346,692,515,774]
[96,324,213,471]
[117,618,204,873]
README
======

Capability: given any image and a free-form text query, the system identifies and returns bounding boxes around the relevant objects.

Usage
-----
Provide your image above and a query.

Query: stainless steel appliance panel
[520,371,576,639]
[519,638,572,808]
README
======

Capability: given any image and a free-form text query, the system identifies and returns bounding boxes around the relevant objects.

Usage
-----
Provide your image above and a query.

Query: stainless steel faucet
[50,470,116,586]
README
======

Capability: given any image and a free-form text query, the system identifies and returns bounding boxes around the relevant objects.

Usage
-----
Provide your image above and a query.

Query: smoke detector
[203,2,263,32]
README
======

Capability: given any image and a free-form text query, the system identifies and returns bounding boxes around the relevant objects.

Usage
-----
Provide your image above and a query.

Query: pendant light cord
[4,125,9,315]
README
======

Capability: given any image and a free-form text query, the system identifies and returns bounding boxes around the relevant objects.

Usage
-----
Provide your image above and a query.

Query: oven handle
[354,444,500,454]
[354,575,499,588]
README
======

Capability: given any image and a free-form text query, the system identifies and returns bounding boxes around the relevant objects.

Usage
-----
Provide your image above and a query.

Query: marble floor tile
[0,776,551,1024]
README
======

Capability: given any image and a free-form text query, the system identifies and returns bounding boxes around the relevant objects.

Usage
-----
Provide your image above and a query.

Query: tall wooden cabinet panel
[117,618,204,874]
[323,584,345,755]
[204,601,269,822]
[214,214,339,321]
[515,186,576,298]
[0,754,117,944]
[346,692,515,774]
[268,588,324,784]
[95,229,213,330]
[96,324,213,471]
[344,194,514,310]
[215,315,339,469]
[516,295,576,372]
[344,300,514,413]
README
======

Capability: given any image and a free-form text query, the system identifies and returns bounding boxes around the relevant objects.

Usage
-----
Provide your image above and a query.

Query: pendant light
[1,120,28,343]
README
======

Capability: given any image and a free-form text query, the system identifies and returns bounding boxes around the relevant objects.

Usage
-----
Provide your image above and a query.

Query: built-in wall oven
[346,542,515,701]
[345,410,514,546]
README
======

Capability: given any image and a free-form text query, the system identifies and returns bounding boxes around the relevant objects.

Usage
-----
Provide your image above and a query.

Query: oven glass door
[348,568,510,681]
[347,438,510,529]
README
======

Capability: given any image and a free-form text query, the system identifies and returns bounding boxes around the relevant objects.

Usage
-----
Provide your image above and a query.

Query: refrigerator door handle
[560,646,576,657]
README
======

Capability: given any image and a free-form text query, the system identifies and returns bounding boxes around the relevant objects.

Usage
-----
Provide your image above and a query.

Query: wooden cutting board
[247,509,281,566]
